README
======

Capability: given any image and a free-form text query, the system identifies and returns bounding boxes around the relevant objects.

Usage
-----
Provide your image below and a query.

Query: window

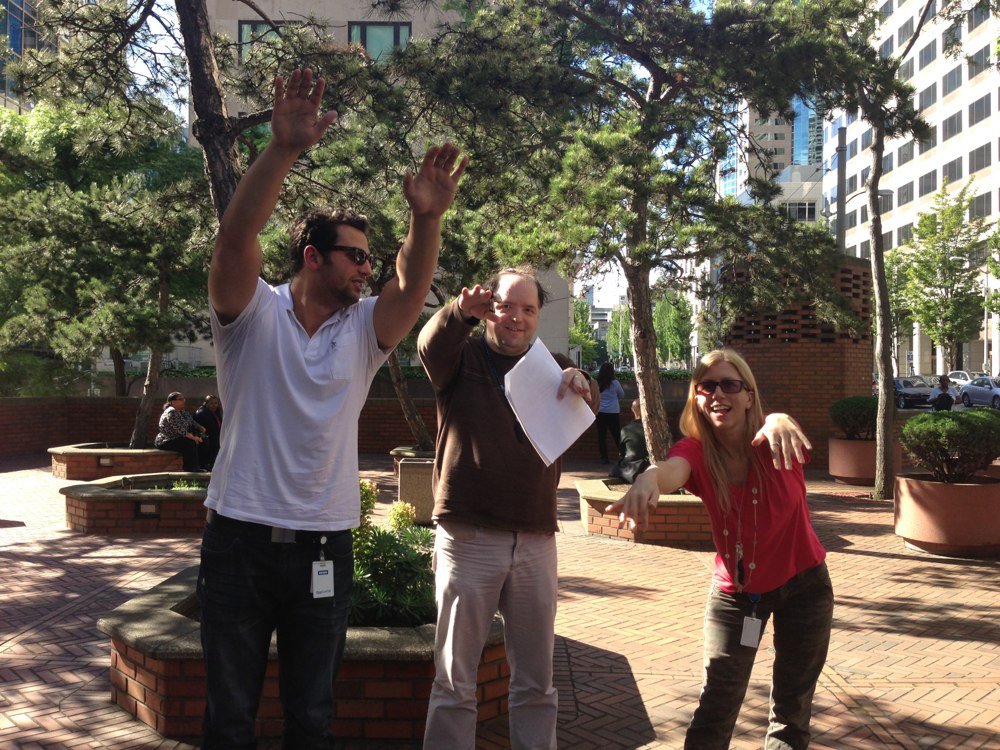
[968,44,990,78]
[969,94,990,127]
[2,0,47,104]
[883,231,894,250]
[968,1,990,32]
[773,132,786,140]
[942,111,963,141]
[942,157,963,184]
[918,83,937,111]
[919,40,937,69]
[942,65,962,95]
[898,223,913,245]
[847,111,858,124]
[897,17,914,45]
[879,193,894,213]
[970,192,992,219]
[348,21,411,60]
[898,141,914,165]
[880,37,895,59]
[238,20,284,62]
[880,0,893,18]
[898,182,914,206]
[860,240,871,259]
[847,175,858,194]
[862,128,874,150]
[919,170,937,196]
[861,206,869,223]
[919,125,937,154]
[942,21,962,49]
[782,202,817,221]
[861,166,871,185]
[883,153,894,174]
[898,58,914,81]
[845,210,858,230]
[969,142,991,173]
[848,139,859,159]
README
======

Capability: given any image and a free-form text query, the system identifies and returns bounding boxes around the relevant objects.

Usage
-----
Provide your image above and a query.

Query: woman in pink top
[610,349,833,750]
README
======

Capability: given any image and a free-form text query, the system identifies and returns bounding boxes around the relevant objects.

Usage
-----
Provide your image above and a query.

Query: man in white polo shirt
[199,68,467,749]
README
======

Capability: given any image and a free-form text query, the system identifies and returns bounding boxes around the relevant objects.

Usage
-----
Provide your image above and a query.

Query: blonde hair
[679,349,766,514]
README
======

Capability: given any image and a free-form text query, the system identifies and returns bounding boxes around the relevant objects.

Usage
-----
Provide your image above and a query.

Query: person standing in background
[596,361,625,464]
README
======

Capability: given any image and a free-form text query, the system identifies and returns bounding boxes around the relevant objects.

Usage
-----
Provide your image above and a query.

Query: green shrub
[829,396,879,440]
[351,480,435,627]
[387,500,416,531]
[899,409,1000,483]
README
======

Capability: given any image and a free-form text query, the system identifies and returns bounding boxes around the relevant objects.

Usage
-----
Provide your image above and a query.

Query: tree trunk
[174,0,241,219]
[386,349,434,451]
[623,263,673,462]
[110,347,127,397]
[130,352,163,448]
[130,268,171,448]
[868,122,895,501]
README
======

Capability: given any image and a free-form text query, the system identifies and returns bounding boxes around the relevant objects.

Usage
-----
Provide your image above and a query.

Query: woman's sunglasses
[695,379,747,395]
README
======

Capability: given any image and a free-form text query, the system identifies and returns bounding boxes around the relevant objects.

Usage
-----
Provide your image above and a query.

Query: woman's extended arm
[605,455,692,531]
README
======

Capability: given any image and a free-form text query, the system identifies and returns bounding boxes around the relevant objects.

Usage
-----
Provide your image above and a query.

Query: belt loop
[271,527,297,543]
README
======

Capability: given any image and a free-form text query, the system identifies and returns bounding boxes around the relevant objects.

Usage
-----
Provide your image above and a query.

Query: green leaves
[900,409,1000,483]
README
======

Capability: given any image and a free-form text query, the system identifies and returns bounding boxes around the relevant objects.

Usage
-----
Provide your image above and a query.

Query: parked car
[959,376,1000,408]
[947,370,986,388]
[893,376,933,409]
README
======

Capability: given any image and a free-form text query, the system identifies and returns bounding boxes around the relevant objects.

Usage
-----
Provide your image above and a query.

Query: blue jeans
[197,518,353,750]
[685,562,834,750]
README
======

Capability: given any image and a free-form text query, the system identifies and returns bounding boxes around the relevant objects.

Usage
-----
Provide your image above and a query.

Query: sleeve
[417,300,473,391]
[614,380,625,399]
[667,438,707,497]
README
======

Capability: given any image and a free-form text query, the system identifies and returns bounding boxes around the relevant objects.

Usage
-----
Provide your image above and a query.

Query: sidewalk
[1,453,998,749]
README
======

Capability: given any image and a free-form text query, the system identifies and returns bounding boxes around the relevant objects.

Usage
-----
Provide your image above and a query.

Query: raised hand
[403,143,469,219]
[271,69,339,153]
[457,284,496,322]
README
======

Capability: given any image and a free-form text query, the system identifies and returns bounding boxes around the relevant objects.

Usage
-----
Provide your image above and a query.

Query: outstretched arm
[373,145,468,350]
[606,456,692,531]
[209,69,339,324]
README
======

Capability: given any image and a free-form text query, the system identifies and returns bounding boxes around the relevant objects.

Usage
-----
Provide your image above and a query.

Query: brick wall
[64,492,206,535]
[582,497,713,547]
[725,257,875,469]
[109,637,509,742]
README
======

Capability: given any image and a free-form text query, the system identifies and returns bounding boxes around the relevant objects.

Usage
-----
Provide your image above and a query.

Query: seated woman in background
[154,392,206,472]
[193,394,223,469]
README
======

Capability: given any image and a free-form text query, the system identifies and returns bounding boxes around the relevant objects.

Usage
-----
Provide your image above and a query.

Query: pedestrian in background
[596,361,625,464]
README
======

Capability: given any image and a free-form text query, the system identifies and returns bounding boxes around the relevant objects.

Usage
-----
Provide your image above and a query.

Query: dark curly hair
[288,208,371,275]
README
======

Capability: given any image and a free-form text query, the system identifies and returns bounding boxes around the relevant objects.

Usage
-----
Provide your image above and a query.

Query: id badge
[740,616,762,648]
[311,560,334,599]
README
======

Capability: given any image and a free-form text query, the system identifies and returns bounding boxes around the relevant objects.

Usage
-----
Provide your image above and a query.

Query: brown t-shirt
[417,300,590,533]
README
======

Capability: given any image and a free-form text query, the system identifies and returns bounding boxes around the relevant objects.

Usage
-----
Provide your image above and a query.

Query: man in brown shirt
[418,267,598,749]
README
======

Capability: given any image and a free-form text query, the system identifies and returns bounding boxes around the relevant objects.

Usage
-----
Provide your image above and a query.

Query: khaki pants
[423,519,559,750]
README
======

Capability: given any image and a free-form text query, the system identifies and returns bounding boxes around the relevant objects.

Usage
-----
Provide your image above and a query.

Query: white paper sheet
[504,339,596,466]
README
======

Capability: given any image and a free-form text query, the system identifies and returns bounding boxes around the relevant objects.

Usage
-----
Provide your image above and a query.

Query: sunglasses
[695,379,747,395]
[324,245,375,266]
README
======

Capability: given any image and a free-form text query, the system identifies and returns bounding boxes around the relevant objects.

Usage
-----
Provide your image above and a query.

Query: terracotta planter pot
[828,437,902,485]
[894,473,1000,558]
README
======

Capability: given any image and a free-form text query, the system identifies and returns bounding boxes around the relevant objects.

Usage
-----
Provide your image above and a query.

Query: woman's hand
[752,413,812,469]
[605,467,660,531]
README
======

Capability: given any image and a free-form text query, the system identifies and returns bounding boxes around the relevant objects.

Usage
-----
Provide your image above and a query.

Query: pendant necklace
[722,480,760,593]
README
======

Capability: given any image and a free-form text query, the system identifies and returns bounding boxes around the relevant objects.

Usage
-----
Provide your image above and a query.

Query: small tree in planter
[828,396,898,485]
[899,410,1000,483]
[830,396,878,440]
[895,410,1000,557]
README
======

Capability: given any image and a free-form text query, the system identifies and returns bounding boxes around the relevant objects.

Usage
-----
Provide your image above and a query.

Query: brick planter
[60,472,207,534]
[98,567,509,742]
[49,443,182,480]
[576,478,712,547]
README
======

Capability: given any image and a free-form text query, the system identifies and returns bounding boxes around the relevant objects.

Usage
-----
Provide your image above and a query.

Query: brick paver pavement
[1,453,998,749]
